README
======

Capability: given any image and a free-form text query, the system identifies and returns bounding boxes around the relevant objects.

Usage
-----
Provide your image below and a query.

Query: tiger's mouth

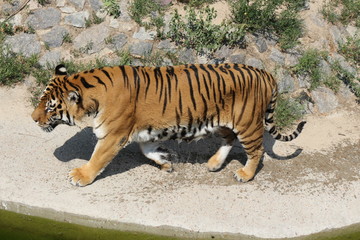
[41,121,60,132]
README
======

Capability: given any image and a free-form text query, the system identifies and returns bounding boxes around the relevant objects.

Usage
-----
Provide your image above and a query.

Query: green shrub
[129,0,162,25]
[322,0,360,27]
[229,0,303,50]
[330,60,360,99]
[167,6,245,53]
[103,0,121,18]
[292,49,328,90]
[339,35,360,64]
[274,94,305,130]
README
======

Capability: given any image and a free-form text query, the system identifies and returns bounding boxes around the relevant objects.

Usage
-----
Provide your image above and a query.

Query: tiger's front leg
[69,134,128,186]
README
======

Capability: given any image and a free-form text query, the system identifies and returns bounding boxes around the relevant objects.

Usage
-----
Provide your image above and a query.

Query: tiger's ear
[68,91,80,103]
[55,64,68,76]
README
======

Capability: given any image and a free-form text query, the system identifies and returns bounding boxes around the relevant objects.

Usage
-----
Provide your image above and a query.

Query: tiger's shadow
[54,127,302,181]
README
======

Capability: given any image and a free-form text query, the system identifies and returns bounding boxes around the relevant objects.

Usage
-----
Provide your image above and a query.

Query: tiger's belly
[131,125,219,143]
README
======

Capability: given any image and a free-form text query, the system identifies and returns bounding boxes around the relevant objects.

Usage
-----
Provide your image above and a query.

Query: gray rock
[41,26,69,48]
[26,8,61,30]
[214,46,233,59]
[56,0,66,7]
[154,0,172,5]
[245,57,264,70]
[129,42,153,57]
[1,1,20,16]
[310,13,325,27]
[330,25,344,46]
[64,11,90,28]
[111,33,128,50]
[255,37,267,53]
[89,0,103,12]
[118,0,131,21]
[346,25,358,38]
[178,48,195,64]
[157,39,176,53]
[73,23,110,54]
[60,6,76,13]
[270,48,285,65]
[69,0,86,10]
[278,71,295,93]
[330,53,357,75]
[311,87,339,113]
[39,51,61,67]
[319,60,331,76]
[133,27,156,41]
[229,53,246,64]
[4,33,41,57]
[297,74,311,89]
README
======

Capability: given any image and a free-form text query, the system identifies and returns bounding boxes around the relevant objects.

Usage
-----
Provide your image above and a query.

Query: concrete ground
[1,85,360,239]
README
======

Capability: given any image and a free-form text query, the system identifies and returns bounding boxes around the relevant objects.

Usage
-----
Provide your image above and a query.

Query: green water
[1,209,360,240]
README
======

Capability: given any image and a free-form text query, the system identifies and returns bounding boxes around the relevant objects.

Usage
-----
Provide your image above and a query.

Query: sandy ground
[0,84,360,239]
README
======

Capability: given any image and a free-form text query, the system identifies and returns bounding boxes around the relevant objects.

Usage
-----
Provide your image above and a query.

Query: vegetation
[102,0,121,18]
[229,0,304,50]
[322,0,360,27]
[167,6,245,53]
[274,94,305,130]
[339,35,360,65]
[292,49,328,90]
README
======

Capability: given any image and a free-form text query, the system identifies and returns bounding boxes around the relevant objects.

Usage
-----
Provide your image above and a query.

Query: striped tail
[265,89,306,142]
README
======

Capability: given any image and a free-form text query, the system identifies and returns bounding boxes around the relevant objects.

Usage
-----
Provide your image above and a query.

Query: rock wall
[0,0,358,114]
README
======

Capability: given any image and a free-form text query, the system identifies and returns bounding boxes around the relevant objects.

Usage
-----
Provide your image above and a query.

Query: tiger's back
[31,63,305,186]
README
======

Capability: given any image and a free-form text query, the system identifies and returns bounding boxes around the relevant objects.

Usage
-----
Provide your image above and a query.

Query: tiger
[31,63,306,186]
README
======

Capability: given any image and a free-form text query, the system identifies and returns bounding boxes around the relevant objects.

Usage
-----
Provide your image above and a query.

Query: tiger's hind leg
[139,142,175,172]
[234,124,265,182]
[207,127,236,172]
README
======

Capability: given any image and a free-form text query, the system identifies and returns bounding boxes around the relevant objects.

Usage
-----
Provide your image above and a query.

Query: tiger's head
[31,65,81,132]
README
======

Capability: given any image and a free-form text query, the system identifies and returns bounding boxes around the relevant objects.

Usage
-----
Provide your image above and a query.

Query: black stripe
[202,75,210,100]
[80,77,95,88]
[184,69,197,110]
[119,66,129,88]
[145,71,151,98]
[178,91,183,115]
[101,69,113,86]
[187,107,193,130]
[94,76,107,91]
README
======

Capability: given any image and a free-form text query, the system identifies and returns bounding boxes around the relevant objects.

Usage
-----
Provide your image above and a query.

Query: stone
[214,46,233,59]
[278,71,295,93]
[229,53,246,64]
[133,27,156,41]
[310,13,325,27]
[157,39,176,53]
[56,0,66,7]
[64,11,90,28]
[297,74,311,89]
[255,37,267,53]
[346,25,358,38]
[26,8,61,30]
[89,0,104,12]
[73,23,110,54]
[129,42,153,57]
[4,33,41,57]
[118,1,131,21]
[41,26,69,48]
[39,51,61,67]
[1,1,20,16]
[154,0,172,5]
[270,48,285,65]
[330,53,357,75]
[245,57,264,70]
[330,25,344,46]
[60,7,76,13]
[178,48,195,64]
[110,33,128,50]
[69,0,86,10]
[311,87,339,113]
[319,60,331,76]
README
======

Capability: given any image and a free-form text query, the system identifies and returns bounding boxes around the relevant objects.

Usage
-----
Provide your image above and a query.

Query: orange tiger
[31,63,306,186]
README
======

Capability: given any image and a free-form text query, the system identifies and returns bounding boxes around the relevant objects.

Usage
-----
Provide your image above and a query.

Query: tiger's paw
[160,162,173,173]
[69,164,95,187]
[234,168,254,183]
[206,157,222,172]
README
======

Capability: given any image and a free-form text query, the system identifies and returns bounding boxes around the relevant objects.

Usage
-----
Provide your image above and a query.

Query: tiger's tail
[265,89,306,142]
